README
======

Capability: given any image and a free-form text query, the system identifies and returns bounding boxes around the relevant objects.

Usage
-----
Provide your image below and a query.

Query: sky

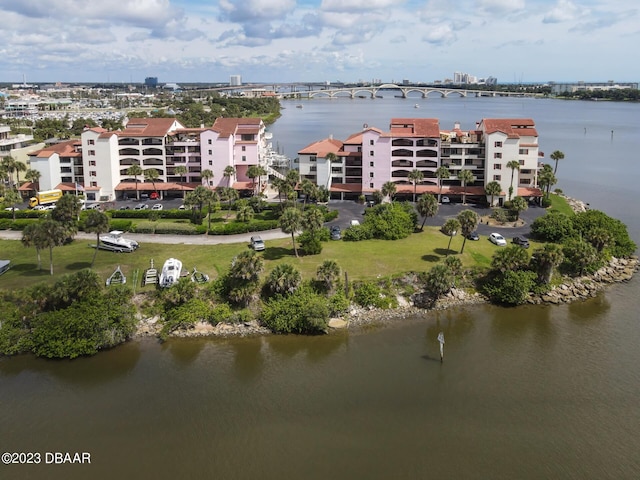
[0,0,638,84]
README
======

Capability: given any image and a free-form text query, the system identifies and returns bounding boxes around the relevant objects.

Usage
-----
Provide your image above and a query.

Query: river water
[1,96,639,480]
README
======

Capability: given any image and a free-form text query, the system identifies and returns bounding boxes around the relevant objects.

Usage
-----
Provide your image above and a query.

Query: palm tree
[585,227,612,253]
[246,165,261,195]
[416,193,438,231]
[84,210,110,267]
[267,263,302,296]
[25,168,42,192]
[285,169,300,190]
[21,222,44,270]
[38,219,68,275]
[184,185,212,225]
[457,209,479,254]
[223,165,235,189]
[510,196,528,221]
[538,164,557,199]
[201,168,214,188]
[127,164,143,200]
[423,264,454,302]
[506,160,520,201]
[316,260,341,294]
[550,150,565,175]
[371,190,383,205]
[4,188,22,221]
[492,246,530,273]
[236,201,254,222]
[300,179,316,208]
[381,181,396,201]
[175,165,188,198]
[457,169,475,205]
[408,169,424,202]
[485,180,502,207]
[1,157,16,186]
[228,251,264,306]
[279,207,304,257]
[51,194,82,237]
[224,187,239,219]
[144,168,160,199]
[441,218,460,254]
[435,166,450,203]
[13,161,26,186]
[325,152,338,187]
[530,243,564,284]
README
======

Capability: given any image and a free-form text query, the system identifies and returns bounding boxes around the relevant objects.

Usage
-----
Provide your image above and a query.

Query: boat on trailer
[97,231,139,253]
[191,267,209,284]
[159,258,182,288]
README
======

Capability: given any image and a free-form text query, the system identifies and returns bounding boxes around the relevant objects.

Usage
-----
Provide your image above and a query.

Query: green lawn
[547,193,574,216]
[0,227,540,291]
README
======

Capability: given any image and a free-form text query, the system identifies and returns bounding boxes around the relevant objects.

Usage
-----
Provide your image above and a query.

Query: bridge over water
[278,83,534,99]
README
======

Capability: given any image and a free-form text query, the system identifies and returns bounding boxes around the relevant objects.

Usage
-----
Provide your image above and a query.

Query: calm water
[1,97,639,480]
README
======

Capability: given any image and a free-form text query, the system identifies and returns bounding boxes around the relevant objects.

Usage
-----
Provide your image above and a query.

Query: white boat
[0,259,10,276]
[98,230,139,253]
[414,104,420,108]
[159,258,182,287]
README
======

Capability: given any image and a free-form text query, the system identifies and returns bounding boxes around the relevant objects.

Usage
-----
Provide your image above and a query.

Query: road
[1,199,545,246]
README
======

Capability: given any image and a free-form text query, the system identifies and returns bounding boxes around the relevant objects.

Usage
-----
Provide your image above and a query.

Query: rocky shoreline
[134,193,637,339]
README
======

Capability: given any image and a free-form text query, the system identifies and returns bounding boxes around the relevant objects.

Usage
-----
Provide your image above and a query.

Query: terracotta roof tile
[481,118,538,138]
[119,118,184,137]
[388,118,440,137]
[298,138,343,156]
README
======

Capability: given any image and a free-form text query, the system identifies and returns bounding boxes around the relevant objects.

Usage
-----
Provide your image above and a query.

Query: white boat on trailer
[96,231,139,253]
[159,258,182,288]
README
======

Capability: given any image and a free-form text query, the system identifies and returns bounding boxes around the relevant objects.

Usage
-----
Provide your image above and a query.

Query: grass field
[0,226,540,291]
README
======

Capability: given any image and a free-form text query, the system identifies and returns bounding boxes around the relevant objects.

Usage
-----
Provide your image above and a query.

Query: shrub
[342,224,374,241]
[153,223,199,235]
[108,219,134,232]
[298,231,323,255]
[207,219,279,235]
[362,202,415,240]
[261,287,329,334]
[483,270,537,305]
[571,210,636,258]
[324,209,339,222]
[353,281,395,309]
[132,222,155,234]
[561,238,604,276]
[530,211,575,242]
[209,303,235,325]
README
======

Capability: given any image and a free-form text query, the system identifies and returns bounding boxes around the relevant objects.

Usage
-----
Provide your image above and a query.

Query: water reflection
[568,291,610,323]
[161,337,206,366]
[264,332,349,363]
[227,337,265,381]
[0,340,141,386]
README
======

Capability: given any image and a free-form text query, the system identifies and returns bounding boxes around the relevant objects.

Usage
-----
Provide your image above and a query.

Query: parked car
[178,204,186,210]
[466,231,479,241]
[4,207,19,211]
[150,192,160,200]
[140,193,149,200]
[119,206,131,210]
[250,236,265,251]
[350,219,361,226]
[134,204,149,210]
[512,236,530,248]
[441,196,450,204]
[151,204,163,211]
[330,225,341,240]
[489,232,507,246]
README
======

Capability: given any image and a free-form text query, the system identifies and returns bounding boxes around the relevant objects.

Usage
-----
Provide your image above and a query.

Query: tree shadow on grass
[10,263,50,277]
[66,262,92,271]
[421,254,441,263]
[262,247,294,261]
[434,248,458,256]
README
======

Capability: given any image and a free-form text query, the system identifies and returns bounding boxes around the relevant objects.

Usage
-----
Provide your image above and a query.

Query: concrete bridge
[278,83,533,99]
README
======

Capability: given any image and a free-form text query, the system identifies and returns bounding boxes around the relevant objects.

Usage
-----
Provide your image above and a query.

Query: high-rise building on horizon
[230,75,242,86]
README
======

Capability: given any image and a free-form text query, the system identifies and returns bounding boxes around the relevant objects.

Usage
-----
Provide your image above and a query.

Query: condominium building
[298,118,542,204]
[26,117,271,202]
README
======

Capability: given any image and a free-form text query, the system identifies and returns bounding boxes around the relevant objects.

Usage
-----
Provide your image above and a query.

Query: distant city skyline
[0,0,638,84]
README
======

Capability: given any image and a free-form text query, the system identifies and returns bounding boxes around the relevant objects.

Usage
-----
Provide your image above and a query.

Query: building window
[88,150,95,156]
[494,141,502,148]
[242,146,246,151]
[494,152,502,159]
[519,148,529,155]
[369,161,374,167]
[370,151,374,156]
[208,150,212,155]
[493,175,501,181]
[208,139,212,145]
[208,160,212,166]
[89,160,96,166]
[370,183,374,189]
[310,156,316,162]
[465,159,474,166]
[357,147,362,152]
[242,156,246,162]
[369,139,374,146]
[90,181,97,187]
[520,178,531,185]
[90,171,97,177]
[519,159,525,165]
[493,163,502,169]
[369,172,374,178]
[88,139,95,145]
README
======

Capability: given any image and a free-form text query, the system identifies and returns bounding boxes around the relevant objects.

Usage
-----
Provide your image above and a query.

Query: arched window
[392,148,413,157]
[392,139,413,147]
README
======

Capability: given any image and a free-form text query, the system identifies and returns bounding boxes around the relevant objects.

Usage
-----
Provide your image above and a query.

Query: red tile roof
[388,118,440,138]
[212,118,262,138]
[120,118,183,137]
[30,140,81,158]
[114,182,196,192]
[298,138,343,157]
[481,118,538,137]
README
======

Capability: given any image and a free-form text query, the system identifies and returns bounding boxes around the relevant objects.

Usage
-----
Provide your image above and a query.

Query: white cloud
[477,0,525,14]
[543,0,588,24]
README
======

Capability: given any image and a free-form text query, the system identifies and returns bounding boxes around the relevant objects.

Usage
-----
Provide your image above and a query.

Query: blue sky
[0,0,637,84]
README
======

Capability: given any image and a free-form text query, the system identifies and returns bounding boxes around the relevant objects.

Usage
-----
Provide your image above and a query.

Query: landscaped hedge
[207,219,279,235]
[108,219,134,232]
[0,210,46,219]
[0,219,37,230]
[110,209,193,220]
